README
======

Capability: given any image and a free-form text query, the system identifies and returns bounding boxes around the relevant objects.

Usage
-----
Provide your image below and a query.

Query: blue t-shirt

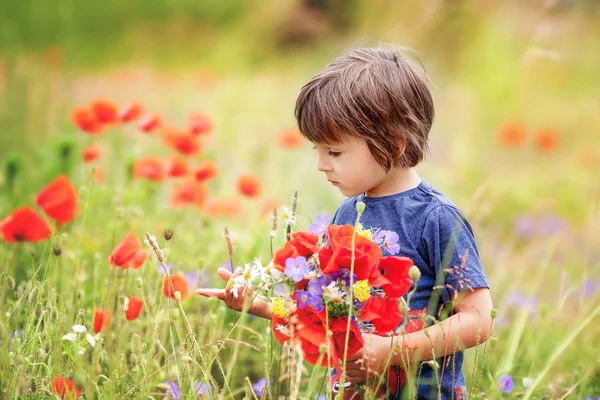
[331,179,489,400]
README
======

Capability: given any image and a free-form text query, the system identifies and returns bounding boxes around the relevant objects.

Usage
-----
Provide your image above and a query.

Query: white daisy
[72,324,87,333]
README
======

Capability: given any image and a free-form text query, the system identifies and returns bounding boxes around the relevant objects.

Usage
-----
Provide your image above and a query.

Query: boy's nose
[317,157,332,173]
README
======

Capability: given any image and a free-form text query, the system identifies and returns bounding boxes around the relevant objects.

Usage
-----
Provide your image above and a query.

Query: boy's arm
[345,287,493,382]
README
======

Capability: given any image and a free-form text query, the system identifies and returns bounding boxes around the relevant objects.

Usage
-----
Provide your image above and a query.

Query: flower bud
[163,229,173,241]
[356,201,366,215]
[7,276,15,290]
[426,360,439,370]
[135,277,143,289]
[409,265,421,282]
[53,245,62,256]
[174,291,181,302]
[490,308,497,319]
[319,343,328,354]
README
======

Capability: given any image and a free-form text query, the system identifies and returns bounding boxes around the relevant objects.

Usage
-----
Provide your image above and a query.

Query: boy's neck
[364,167,422,198]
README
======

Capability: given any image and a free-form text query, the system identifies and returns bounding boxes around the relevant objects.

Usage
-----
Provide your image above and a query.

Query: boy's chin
[338,186,362,198]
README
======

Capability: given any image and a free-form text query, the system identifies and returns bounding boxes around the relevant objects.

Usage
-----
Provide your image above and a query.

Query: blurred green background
[1,0,600,398]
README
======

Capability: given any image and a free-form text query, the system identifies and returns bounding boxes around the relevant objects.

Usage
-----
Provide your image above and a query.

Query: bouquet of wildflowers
[232,202,419,369]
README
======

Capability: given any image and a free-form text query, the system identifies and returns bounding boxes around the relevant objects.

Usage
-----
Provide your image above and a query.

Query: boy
[197,47,493,399]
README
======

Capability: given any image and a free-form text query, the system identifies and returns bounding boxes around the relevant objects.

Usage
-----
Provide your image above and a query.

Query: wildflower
[356,223,373,239]
[323,281,346,304]
[144,233,164,263]
[497,122,527,148]
[308,213,330,236]
[237,174,262,198]
[71,107,104,134]
[162,128,202,156]
[138,113,160,133]
[93,309,112,333]
[170,180,208,209]
[307,276,327,297]
[52,377,81,399]
[72,324,86,333]
[36,175,78,224]
[109,232,148,269]
[164,380,181,399]
[118,102,143,122]
[281,205,296,226]
[374,229,400,255]
[62,332,78,341]
[133,157,166,182]
[83,142,101,163]
[166,155,190,178]
[162,274,189,300]
[534,128,559,152]
[271,297,287,318]
[90,99,118,124]
[193,159,219,182]
[189,112,213,136]
[284,256,308,282]
[498,374,514,393]
[125,296,143,320]
[194,381,212,396]
[278,128,304,149]
[0,207,52,243]
[252,378,268,396]
[352,280,370,302]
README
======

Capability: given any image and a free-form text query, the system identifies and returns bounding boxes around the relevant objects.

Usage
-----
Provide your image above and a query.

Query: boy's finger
[217,268,232,283]
[195,288,226,300]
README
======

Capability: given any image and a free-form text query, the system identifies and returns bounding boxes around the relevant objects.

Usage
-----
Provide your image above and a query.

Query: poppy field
[1,1,600,399]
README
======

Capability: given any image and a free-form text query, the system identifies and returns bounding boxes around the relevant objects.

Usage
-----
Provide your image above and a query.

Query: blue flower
[308,276,327,297]
[165,380,181,399]
[308,294,324,312]
[252,378,268,395]
[308,213,331,236]
[284,256,308,282]
[194,382,212,396]
[296,290,312,309]
[498,374,514,393]
[381,231,400,255]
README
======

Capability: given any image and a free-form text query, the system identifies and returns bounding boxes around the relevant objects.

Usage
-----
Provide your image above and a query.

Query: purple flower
[507,291,538,317]
[194,382,212,396]
[184,272,199,289]
[308,294,324,312]
[329,269,357,286]
[165,380,181,399]
[308,276,327,297]
[581,279,599,299]
[284,256,308,282]
[296,290,312,310]
[381,230,400,255]
[538,214,567,235]
[498,374,514,393]
[514,215,538,238]
[221,261,232,272]
[316,395,326,400]
[157,262,176,275]
[308,213,331,236]
[252,378,267,395]
[373,229,386,245]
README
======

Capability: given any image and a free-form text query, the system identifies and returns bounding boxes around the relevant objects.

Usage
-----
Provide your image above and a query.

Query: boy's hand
[344,334,392,382]
[195,267,251,312]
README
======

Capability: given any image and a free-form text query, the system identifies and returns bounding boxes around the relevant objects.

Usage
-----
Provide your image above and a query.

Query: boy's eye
[328,151,341,157]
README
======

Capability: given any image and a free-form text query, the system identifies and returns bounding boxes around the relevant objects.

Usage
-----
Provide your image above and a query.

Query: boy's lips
[328,179,340,186]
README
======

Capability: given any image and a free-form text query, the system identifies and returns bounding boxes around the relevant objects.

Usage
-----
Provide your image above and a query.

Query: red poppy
[0,206,52,243]
[167,155,190,178]
[221,198,242,218]
[278,128,304,149]
[108,232,148,269]
[497,122,526,148]
[296,307,333,366]
[52,376,81,399]
[83,142,101,163]
[203,198,222,217]
[328,316,364,361]
[36,175,78,224]
[193,159,219,182]
[162,128,202,156]
[90,100,118,124]
[189,112,213,136]
[133,157,166,182]
[360,297,402,333]
[237,174,261,198]
[170,180,208,209]
[93,309,112,333]
[71,108,104,134]
[162,274,189,300]
[126,296,143,321]
[138,113,161,133]
[319,225,382,280]
[271,314,294,345]
[370,256,413,299]
[535,128,559,152]
[118,102,143,122]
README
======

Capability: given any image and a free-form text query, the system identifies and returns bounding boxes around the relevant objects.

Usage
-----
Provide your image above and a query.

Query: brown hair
[295,47,434,170]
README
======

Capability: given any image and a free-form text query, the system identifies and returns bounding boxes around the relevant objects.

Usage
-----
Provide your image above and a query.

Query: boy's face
[313,137,388,198]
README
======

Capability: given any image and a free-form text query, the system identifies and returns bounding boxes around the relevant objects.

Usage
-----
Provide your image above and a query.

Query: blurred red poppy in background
[0,206,52,243]
[108,232,148,269]
[36,175,78,224]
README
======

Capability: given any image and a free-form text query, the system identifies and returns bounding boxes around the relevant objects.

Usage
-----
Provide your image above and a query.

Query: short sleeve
[422,205,489,305]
